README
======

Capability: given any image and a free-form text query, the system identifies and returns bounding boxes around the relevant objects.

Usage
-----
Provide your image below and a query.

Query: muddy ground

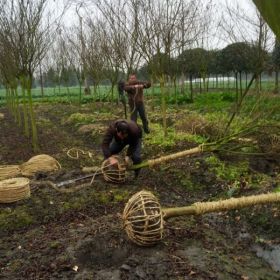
[0,102,280,280]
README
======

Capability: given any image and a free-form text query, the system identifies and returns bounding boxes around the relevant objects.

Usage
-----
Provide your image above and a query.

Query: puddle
[253,244,280,272]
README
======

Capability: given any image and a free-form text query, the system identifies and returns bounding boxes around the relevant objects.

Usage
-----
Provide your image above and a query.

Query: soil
[0,103,280,280]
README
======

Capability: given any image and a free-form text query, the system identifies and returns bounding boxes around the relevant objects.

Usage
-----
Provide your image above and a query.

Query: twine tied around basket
[122,190,280,246]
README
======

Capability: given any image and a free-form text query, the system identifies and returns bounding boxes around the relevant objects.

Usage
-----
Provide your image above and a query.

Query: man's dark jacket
[124,80,151,107]
[101,120,142,159]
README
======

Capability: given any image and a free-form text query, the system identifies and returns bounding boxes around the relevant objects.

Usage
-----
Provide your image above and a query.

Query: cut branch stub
[123,190,280,246]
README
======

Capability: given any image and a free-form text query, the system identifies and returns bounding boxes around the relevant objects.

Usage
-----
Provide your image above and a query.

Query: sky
[53,0,274,51]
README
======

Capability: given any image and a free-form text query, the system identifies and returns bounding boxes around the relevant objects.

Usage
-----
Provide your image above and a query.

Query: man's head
[116,121,129,140]
[129,74,137,82]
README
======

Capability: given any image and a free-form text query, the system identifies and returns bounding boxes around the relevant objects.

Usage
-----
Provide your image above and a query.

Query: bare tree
[0,0,69,151]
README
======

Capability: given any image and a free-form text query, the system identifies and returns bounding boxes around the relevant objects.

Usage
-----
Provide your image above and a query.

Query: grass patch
[145,123,206,148]
[205,155,249,181]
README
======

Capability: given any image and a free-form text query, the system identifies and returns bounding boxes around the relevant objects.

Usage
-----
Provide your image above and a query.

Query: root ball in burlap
[20,154,61,177]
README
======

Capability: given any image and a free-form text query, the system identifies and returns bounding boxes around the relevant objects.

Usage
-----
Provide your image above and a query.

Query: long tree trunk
[274,70,279,94]
[10,88,16,121]
[39,63,44,97]
[180,73,185,96]
[255,74,260,94]
[5,88,11,113]
[20,79,30,137]
[26,76,39,152]
[78,80,82,106]
[151,77,155,111]
[190,73,193,102]
[159,74,167,137]
[235,72,238,102]
[239,71,242,96]
[15,87,21,127]
[173,76,177,107]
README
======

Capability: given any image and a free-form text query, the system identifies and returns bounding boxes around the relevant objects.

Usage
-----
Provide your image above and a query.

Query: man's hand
[125,156,133,167]
[134,84,144,89]
[108,156,118,166]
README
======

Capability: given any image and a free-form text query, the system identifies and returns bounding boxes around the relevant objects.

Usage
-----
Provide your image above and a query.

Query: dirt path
[0,104,279,279]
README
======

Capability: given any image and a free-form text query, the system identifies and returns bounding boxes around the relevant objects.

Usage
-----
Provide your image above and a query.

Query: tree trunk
[151,77,155,111]
[274,70,279,94]
[259,72,262,91]
[255,74,260,94]
[239,72,242,96]
[15,87,21,127]
[173,76,177,107]
[235,72,238,102]
[20,81,30,137]
[159,75,167,137]
[27,81,39,152]
[39,63,44,97]
[190,73,193,102]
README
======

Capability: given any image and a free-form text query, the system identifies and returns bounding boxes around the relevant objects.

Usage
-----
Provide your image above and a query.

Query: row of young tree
[0,0,278,150]
[37,40,280,96]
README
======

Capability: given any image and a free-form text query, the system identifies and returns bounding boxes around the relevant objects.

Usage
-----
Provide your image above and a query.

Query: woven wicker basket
[0,177,30,203]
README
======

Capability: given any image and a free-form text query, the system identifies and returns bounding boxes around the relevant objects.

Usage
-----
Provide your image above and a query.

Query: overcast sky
[57,0,274,50]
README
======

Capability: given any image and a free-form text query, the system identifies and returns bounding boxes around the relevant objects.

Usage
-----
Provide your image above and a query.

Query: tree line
[0,0,279,150]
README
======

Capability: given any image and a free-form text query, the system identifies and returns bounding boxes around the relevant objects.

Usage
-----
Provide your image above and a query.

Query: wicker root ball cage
[122,190,164,246]
[0,177,30,203]
[122,190,280,246]
[101,156,127,183]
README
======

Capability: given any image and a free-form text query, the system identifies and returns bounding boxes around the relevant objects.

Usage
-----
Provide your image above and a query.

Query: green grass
[1,83,279,123]
[145,122,206,148]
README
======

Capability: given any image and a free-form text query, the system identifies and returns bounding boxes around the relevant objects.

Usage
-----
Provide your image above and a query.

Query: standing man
[124,74,151,134]
[101,119,142,177]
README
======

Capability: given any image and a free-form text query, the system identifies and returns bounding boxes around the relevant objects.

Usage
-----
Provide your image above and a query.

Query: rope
[0,177,30,203]
[0,165,21,180]
[130,87,139,117]
[66,148,94,160]
[193,192,280,215]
